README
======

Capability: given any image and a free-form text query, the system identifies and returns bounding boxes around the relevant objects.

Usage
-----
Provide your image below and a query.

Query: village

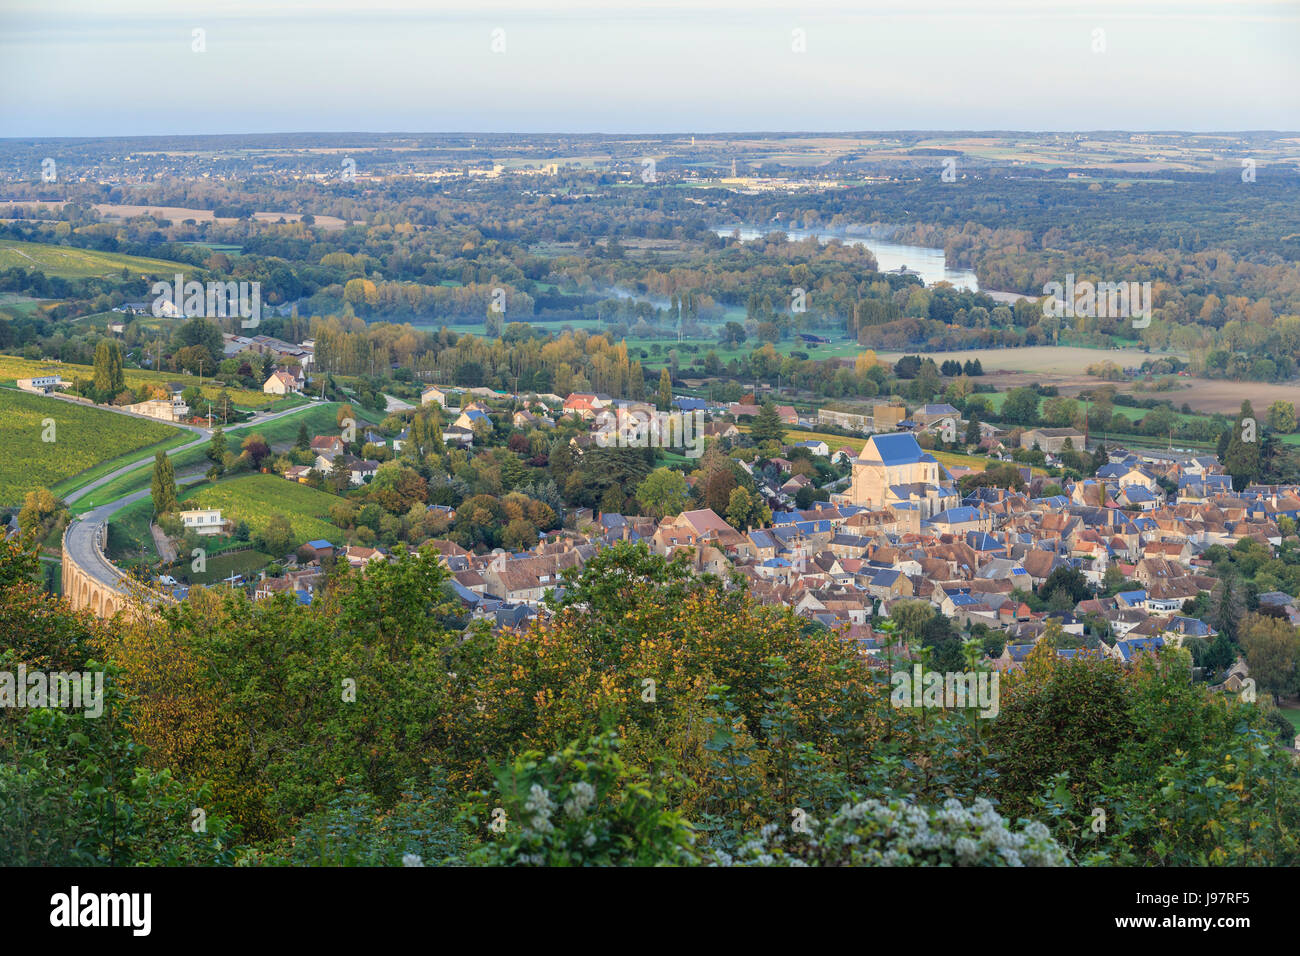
[162,376,1290,686]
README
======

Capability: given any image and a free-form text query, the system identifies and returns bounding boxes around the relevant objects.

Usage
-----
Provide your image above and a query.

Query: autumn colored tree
[657,367,673,411]
[240,432,271,469]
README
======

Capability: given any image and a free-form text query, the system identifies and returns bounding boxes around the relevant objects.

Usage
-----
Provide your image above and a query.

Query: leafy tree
[725,486,768,531]
[17,487,64,541]
[1041,396,1079,428]
[241,433,271,470]
[888,599,936,645]
[1209,570,1246,642]
[1267,400,1297,435]
[0,536,238,864]
[208,426,226,464]
[959,463,1026,494]
[91,339,125,397]
[150,450,177,515]
[988,647,1134,816]
[173,344,212,377]
[1001,387,1040,426]
[1040,566,1090,606]
[657,367,673,411]
[502,517,539,552]
[255,513,296,557]
[171,317,222,361]
[1223,400,1262,490]
[635,467,691,518]
[1239,613,1300,704]
[893,355,921,379]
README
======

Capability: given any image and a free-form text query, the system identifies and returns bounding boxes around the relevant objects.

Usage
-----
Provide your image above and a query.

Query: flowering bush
[716,797,1070,867]
[468,732,698,866]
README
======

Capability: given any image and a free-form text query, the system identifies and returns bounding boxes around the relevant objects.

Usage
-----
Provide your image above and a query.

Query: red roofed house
[562,392,611,421]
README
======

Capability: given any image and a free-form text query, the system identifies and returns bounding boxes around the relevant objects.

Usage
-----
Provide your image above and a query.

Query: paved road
[63,492,149,590]
[60,401,331,592]
[64,400,330,507]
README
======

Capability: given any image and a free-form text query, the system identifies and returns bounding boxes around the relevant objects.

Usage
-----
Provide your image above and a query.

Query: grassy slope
[0,239,192,279]
[0,354,276,408]
[69,403,361,513]
[179,473,344,547]
[0,388,182,506]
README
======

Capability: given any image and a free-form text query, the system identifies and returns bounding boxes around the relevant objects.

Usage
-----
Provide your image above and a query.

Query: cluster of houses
[281,433,381,486]
[257,425,1280,670]
[420,385,559,446]
[160,539,391,606]
[233,386,1294,678]
[222,333,315,374]
[415,433,1293,673]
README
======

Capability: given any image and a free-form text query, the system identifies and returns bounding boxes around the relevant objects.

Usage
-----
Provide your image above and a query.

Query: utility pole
[207,401,212,430]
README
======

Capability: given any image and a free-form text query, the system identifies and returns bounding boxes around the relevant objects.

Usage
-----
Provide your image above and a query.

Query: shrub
[718,797,1070,867]
[468,732,697,867]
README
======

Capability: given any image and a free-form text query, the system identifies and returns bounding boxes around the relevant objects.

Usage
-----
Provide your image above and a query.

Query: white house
[125,397,189,423]
[16,375,67,395]
[793,440,830,457]
[421,385,461,408]
[179,508,224,536]
[263,370,299,395]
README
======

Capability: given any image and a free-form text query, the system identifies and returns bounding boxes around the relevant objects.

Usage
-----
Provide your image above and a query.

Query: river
[713,225,980,292]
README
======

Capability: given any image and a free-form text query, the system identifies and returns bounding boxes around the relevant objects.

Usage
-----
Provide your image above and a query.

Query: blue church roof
[867,433,926,466]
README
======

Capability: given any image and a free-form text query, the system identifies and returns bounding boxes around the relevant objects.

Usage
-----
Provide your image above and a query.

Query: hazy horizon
[2,0,1297,138]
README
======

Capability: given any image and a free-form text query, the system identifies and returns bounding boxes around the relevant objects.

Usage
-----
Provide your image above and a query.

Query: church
[846,433,960,518]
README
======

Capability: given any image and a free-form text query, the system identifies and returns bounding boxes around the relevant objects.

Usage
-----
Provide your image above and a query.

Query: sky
[1,0,1297,137]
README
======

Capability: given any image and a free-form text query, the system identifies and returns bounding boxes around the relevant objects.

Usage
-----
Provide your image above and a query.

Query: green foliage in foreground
[3,535,1299,866]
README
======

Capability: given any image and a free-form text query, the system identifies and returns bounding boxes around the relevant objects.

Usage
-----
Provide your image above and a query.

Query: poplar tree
[151,450,177,516]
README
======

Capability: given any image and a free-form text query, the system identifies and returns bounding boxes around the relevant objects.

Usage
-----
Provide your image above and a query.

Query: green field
[0,239,193,279]
[0,353,277,408]
[0,388,183,506]
[0,292,51,316]
[238,402,353,448]
[179,473,344,548]
[67,404,346,514]
[105,497,159,564]
[1280,705,1300,736]
[180,548,274,586]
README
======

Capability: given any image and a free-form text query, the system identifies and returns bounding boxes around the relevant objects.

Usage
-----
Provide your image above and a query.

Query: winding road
[59,399,335,604]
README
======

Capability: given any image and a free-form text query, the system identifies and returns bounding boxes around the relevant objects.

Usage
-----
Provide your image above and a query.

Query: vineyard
[0,354,276,408]
[178,473,344,547]
[0,388,181,505]
[0,238,192,279]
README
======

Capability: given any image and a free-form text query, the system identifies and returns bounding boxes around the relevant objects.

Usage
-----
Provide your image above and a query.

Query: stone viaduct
[62,518,166,619]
